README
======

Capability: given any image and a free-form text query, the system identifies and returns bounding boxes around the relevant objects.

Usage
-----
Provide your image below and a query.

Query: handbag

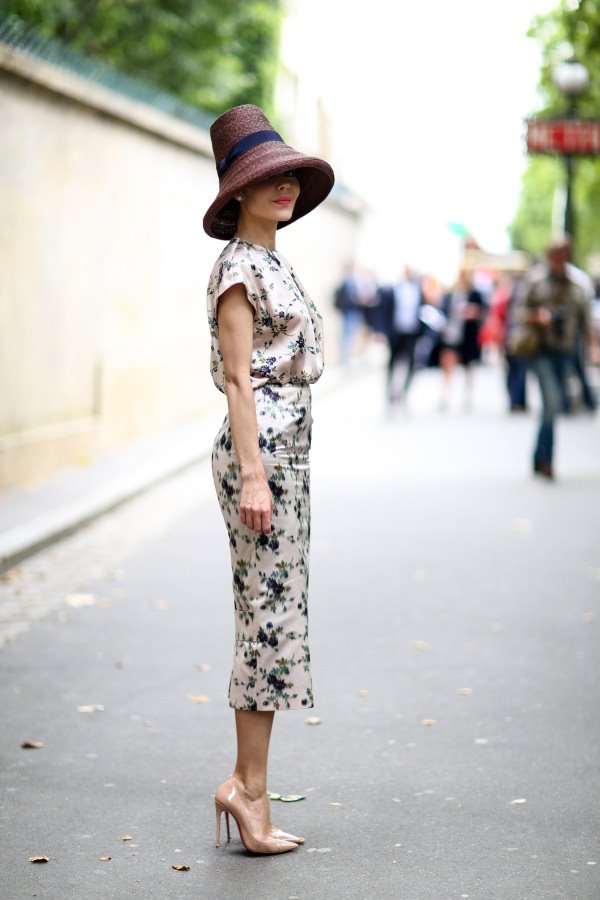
[508,324,543,359]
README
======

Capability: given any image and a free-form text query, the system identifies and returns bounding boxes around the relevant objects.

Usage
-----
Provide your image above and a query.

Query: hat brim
[203,141,335,240]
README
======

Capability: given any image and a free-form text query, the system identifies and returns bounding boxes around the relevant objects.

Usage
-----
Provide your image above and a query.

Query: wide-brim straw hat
[203,104,335,240]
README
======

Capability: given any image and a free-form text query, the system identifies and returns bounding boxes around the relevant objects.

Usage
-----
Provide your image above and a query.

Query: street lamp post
[552,60,590,245]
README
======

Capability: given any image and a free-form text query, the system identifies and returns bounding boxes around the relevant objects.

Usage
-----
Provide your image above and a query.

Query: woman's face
[239,170,301,227]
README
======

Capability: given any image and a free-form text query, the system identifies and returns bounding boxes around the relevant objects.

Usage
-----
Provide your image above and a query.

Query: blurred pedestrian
[438,268,484,410]
[203,104,334,853]
[564,238,597,412]
[517,237,593,479]
[333,262,362,363]
[504,274,530,412]
[382,265,425,403]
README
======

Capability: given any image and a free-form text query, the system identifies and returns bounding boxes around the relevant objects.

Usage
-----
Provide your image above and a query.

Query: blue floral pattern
[207,240,324,711]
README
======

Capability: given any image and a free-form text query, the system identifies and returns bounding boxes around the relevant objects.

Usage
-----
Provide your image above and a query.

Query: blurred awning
[462,248,531,273]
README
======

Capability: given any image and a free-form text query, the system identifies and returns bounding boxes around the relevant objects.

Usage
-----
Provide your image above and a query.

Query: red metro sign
[526,118,600,155]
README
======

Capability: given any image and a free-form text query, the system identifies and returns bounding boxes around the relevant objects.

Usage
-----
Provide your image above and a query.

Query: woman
[438,268,484,410]
[203,105,334,854]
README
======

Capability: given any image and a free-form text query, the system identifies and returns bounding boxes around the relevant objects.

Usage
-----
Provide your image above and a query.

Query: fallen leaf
[28,856,49,863]
[99,856,111,862]
[171,864,190,871]
[458,688,473,696]
[412,640,431,650]
[306,717,321,725]
[474,738,489,745]
[121,834,133,841]
[65,593,96,608]
[583,612,595,623]
[510,798,527,805]
[329,802,342,807]
[421,719,437,726]
[279,794,305,802]
[21,741,44,749]
[356,689,369,697]
[268,792,281,800]
[77,705,105,713]
[185,694,209,704]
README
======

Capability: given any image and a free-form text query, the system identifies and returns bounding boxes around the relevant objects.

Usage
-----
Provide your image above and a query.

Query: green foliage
[2,0,284,116]
[511,0,600,264]
[509,156,563,257]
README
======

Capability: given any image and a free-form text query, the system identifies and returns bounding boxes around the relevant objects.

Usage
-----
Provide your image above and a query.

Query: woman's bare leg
[229,709,275,835]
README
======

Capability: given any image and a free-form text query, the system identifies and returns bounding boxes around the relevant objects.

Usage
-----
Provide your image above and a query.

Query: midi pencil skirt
[212,383,314,711]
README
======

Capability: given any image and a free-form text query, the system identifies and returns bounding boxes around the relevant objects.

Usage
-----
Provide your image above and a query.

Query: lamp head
[552,60,590,97]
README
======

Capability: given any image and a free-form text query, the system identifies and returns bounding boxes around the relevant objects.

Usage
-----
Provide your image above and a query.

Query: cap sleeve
[212,248,264,314]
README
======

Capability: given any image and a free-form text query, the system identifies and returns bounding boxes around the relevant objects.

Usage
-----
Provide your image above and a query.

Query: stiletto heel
[214,778,298,855]
[215,800,232,847]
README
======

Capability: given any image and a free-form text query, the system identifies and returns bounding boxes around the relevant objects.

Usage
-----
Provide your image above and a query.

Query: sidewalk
[0,365,352,575]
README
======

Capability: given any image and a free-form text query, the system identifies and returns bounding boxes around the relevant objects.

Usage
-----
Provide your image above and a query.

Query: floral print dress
[207,239,324,711]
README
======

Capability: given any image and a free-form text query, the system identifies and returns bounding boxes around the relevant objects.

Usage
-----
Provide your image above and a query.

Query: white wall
[0,49,361,488]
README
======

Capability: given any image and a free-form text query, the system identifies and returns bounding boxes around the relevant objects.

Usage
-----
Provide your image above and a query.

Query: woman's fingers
[240,502,271,533]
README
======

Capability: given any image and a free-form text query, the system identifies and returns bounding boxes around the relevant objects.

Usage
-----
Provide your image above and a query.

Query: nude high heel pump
[215,779,298,855]
[270,827,305,845]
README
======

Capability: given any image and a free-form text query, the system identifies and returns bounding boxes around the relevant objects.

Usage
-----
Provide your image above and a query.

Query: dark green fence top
[0,14,213,133]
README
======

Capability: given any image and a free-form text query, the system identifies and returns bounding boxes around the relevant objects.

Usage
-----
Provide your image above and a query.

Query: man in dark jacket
[518,238,592,478]
[381,266,425,404]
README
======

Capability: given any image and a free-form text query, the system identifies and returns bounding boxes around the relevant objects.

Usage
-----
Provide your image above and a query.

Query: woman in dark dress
[438,268,484,410]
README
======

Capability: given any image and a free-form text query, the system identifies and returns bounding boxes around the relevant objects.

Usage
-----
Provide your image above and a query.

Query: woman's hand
[240,470,274,533]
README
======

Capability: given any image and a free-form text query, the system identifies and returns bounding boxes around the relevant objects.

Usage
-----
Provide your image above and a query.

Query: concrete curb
[0,435,214,575]
[0,363,357,575]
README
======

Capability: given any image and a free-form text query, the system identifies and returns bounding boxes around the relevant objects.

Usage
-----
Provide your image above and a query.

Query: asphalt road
[1,358,599,900]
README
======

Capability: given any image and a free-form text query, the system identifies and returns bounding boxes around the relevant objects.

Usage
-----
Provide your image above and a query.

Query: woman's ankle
[230,770,267,801]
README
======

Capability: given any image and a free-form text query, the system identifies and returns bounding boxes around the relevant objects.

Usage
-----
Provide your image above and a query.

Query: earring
[235,195,243,202]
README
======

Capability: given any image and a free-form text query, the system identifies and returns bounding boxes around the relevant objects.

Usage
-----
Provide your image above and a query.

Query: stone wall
[0,44,361,489]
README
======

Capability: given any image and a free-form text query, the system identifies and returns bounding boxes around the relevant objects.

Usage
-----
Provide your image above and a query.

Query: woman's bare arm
[217,284,273,534]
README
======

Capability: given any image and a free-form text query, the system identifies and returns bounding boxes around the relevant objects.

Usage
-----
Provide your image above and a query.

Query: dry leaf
[356,689,369,697]
[185,694,210,704]
[99,856,111,862]
[510,798,527,805]
[28,856,49,864]
[77,705,105,713]
[121,834,133,841]
[306,716,321,725]
[412,640,431,650]
[65,593,96,608]
[172,864,190,871]
[458,688,473,696]
[21,741,44,749]
[421,719,437,726]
